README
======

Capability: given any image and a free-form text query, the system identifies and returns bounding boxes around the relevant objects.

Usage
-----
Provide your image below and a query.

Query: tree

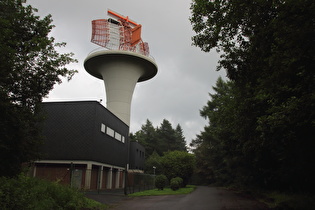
[133,119,158,158]
[144,151,162,175]
[156,119,187,154]
[191,77,238,185]
[174,124,187,152]
[156,119,177,153]
[0,0,77,177]
[160,151,195,187]
[133,119,187,157]
[191,0,315,191]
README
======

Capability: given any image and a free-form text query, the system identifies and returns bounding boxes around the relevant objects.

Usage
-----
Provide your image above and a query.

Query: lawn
[128,185,196,197]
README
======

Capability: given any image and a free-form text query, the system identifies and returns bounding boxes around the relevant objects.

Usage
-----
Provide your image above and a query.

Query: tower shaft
[84,50,157,126]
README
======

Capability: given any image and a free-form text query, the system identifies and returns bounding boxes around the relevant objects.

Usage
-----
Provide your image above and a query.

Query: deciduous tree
[191,0,315,191]
[144,150,162,174]
[0,0,77,176]
[160,150,195,187]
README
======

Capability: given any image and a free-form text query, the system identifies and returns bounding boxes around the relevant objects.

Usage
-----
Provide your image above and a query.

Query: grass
[82,197,108,209]
[128,185,196,197]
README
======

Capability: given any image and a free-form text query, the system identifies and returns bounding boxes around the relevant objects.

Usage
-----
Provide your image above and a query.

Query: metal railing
[87,47,155,61]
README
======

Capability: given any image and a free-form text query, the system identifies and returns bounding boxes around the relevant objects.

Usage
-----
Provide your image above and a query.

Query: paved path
[88,186,270,210]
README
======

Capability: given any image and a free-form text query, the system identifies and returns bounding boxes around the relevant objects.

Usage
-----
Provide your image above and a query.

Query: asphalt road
[88,186,270,210]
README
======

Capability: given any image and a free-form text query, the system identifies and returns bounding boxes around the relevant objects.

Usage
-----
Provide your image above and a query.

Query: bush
[0,174,105,209]
[170,177,183,191]
[160,151,195,187]
[155,175,167,190]
[170,179,180,191]
[176,177,184,187]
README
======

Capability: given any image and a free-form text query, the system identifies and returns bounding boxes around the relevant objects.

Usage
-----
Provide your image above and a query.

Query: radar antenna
[91,9,149,56]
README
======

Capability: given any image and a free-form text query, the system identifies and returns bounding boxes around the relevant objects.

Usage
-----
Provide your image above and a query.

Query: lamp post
[153,166,156,175]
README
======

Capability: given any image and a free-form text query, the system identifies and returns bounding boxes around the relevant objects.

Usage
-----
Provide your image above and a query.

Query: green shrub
[175,177,183,187]
[155,175,167,190]
[170,179,180,191]
[0,174,105,210]
[170,177,183,191]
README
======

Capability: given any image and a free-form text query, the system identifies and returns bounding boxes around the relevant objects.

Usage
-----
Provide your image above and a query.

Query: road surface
[100,186,270,210]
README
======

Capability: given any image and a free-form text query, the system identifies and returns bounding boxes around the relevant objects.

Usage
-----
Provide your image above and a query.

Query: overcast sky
[27,0,227,146]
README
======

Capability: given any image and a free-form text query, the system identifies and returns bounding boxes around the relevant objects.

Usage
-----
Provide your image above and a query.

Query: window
[101,124,106,133]
[106,126,115,137]
[102,124,125,143]
[115,132,121,141]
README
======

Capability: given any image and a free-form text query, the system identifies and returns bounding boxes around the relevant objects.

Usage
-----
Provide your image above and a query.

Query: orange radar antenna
[90,9,149,56]
[108,9,139,26]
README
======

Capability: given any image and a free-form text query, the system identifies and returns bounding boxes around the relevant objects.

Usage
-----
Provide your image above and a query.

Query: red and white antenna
[90,9,149,56]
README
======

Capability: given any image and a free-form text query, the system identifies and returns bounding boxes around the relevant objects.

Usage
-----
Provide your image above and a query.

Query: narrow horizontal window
[101,124,106,133]
[106,126,114,137]
[115,132,121,141]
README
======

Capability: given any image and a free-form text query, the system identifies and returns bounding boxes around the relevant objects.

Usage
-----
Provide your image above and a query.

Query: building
[33,11,157,191]
[33,101,144,190]
[129,141,145,172]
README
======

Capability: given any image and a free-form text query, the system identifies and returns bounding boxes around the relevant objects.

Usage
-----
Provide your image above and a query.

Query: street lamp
[153,166,156,175]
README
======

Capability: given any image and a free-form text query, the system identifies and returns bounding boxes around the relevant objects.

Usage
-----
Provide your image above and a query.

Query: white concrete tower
[84,10,157,126]
[84,50,157,126]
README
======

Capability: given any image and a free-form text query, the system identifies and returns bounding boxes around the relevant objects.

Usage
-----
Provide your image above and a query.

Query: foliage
[130,119,157,158]
[160,151,195,187]
[0,0,77,176]
[132,119,187,159]
[170,179,180,191]
[263,191,315,210]
[0,174,106,210]
[155,174,167,190]
[144,151,162,175]
[190,0,315,192]
[174,124,187,151]
[190,78,237,185]
[128,185,196,197]
[156,120,187,154]
[170,177,183,191]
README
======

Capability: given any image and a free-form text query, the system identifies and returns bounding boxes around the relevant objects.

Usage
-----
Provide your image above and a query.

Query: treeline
[192,75,315,192]
[130,119,187,158]
[130,119,188,175]
[190,0,315,192]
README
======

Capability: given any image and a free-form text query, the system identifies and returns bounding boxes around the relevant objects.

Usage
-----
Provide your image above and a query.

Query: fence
[126,172,155,194]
